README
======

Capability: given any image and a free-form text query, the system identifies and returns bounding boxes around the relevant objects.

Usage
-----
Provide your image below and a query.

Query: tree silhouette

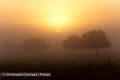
[0,40,18,53]
[63,35,81,53]
[20,38,50,53]
[81,30,111,54]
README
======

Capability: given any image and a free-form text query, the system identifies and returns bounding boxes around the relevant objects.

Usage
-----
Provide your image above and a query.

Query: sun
[51,17,66,25]
[48,16,68,27]
[45,7,69,28]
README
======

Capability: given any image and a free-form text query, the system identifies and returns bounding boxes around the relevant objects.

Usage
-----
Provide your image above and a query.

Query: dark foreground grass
[0,62,120,80]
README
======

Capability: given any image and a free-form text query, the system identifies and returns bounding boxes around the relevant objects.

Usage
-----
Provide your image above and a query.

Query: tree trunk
[71,49,74,54]
[95,48,99,57]
[95,48,101,63]
[95,48,98,54]
[95,48,99,58]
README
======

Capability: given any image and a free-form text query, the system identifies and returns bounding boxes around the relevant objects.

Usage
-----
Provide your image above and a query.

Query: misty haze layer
[0,0,120,64]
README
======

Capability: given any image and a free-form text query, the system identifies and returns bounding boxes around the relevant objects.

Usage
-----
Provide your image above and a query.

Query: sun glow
[1,0,118,33]
[45,7,69,28]
[56,28,62,32]
[49,16,67,27]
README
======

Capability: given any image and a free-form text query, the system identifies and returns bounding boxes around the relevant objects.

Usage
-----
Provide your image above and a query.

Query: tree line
[0,29,111,55]
[63,29,111,54]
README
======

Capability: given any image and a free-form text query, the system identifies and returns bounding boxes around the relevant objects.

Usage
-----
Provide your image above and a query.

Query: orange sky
[0,0,120,40]
[0,0,120,28]
[0,0,120,58]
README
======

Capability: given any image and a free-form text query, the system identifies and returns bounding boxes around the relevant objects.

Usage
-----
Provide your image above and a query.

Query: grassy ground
[0,61,120,80]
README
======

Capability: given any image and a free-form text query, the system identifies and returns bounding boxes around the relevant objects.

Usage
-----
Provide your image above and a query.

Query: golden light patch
[56,28,62,32]
[49,17,67,26]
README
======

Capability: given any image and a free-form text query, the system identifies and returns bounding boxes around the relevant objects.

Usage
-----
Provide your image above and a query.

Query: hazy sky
[1,0,120,25]
[0,0,120,50]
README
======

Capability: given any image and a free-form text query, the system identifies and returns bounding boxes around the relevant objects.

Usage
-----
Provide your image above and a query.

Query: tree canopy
[20,38,50,53]
[62,35,81,53]
[81,30,111,53]
[63,30,111,54]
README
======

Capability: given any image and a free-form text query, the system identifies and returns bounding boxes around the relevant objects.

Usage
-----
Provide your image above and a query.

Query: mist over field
[0,0,120,66]
[1,1,120,80]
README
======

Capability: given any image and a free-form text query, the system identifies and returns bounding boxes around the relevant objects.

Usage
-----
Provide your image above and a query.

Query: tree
[0,40,18,53]
[20,38,50,53]
[62,35,81,53]
[81,30,111,54]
